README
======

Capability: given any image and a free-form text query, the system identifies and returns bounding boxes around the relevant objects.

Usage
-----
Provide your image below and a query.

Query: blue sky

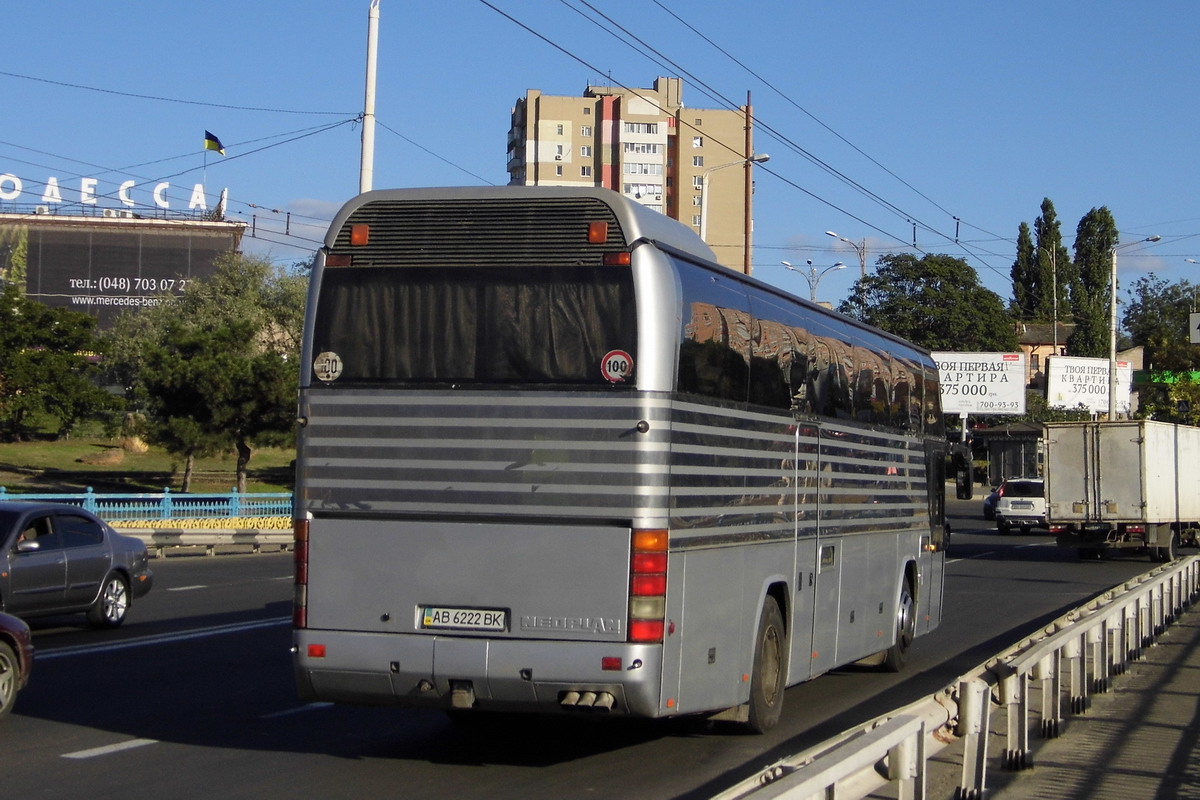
[3,1,1198,307]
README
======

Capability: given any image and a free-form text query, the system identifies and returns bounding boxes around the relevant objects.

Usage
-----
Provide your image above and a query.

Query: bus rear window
[310,265,637,387]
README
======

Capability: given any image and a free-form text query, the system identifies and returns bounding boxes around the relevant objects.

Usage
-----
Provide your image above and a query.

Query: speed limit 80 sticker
[601,350,634,383]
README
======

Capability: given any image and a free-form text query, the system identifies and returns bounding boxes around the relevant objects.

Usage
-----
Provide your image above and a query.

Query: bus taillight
[293,518,310,629]
[630,529,668,643]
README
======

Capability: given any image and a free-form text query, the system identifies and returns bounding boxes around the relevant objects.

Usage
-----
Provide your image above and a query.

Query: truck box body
[1044,420,1200,557]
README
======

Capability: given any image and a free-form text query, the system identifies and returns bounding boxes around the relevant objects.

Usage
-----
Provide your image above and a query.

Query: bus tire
[883,577,916,673]
[746,596,787,734]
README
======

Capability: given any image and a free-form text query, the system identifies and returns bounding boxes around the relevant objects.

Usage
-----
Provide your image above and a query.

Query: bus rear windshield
[310,265,637,387]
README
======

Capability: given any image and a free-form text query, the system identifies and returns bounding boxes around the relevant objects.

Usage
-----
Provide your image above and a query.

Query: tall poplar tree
[1067,207,1119,357]
[1032,198,1073,324]
[1010,222,1036,318]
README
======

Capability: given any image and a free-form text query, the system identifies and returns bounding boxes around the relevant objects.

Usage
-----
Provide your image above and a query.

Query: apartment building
[507,77,759,272]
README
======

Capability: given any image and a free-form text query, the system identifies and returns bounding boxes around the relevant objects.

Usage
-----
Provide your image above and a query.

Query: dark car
[982,487,1000,520]
[0,611,33,718]
[0,502,153,628]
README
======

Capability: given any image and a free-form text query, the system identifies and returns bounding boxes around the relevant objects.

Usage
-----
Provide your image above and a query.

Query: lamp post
[825,230,868,278]
[699,153,770,248]
[1039,245,1059,355]
[782,260,846,303]
[1109,235,1161,420]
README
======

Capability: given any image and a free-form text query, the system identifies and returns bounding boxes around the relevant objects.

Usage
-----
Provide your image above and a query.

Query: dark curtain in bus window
[311,266,636,385]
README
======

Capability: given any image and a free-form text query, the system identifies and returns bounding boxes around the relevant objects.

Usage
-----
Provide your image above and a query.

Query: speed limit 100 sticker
[313,351,344,382]
[601,350,634,383]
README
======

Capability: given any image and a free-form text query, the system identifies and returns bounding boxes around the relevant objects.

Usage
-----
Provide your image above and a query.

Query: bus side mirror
[956,466,973,500]
[951,444,973,500]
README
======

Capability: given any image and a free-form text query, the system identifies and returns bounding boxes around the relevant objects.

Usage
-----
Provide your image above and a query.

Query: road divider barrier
[712,556,1200,800]
[115,521,292,557]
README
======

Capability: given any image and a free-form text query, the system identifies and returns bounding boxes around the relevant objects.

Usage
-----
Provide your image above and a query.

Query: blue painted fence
[0,487,292,522]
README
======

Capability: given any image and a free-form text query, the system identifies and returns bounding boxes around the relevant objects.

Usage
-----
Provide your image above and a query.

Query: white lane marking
[36,618,291,661]
[63,738,158,759]
[260,702,334,720]
[167,585,207,592]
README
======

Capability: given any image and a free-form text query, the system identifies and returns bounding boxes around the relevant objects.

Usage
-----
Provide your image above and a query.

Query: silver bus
[292,186,947,732]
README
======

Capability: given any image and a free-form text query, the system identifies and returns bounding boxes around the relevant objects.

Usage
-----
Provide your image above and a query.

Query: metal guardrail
[0,486,292,521]
[120,528,293,558]
[712,556,1200,800]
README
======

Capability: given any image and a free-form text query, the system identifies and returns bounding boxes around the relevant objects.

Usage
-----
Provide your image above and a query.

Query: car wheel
[0,641,19,719]
[745,596,787,733]
[87,574,130,629]
[883,577,916,673]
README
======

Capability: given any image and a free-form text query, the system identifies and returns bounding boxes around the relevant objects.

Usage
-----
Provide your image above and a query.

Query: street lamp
[782,260,846,303]
[1039,245,1059,355]
[825,230,868,278]
[1109,235,1161,420]
[699,153,770,245]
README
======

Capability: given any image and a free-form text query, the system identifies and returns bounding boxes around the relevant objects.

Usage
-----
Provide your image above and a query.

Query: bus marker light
[307,644,327,658]
[324,253,352,267]
[603,252,632,266]
[602,657,622,671]
[350,224,370,245]
[588,221,609,243]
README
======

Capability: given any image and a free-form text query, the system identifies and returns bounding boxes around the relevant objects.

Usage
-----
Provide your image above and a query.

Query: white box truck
[1044,420,1200,561]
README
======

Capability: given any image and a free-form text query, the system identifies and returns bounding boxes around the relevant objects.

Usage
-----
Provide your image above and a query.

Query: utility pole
[359,0,380,194]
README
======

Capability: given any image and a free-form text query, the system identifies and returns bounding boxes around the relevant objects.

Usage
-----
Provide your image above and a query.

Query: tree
[106,253,306,491]
[839,253,1018,351]
[1123,275,1200,373]
[0,285,119,440]
[1123,275,1200,424]
[1032,199,1074,324]
[1010,222,1037,319]
[1067,207,1119,357]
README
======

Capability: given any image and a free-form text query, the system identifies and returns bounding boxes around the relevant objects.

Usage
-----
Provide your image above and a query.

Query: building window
[583,106,591,115]
[623,142,662,155]
[556,165,563,176]
[581,166,592,178]
[556,124,564,135]
[581,125,593,137]
[624,122,659,135]
[692,195,702,206]
[580,145,592,157]
[624,162,663,176]
[692,215,702,227]
[1031,353,1040,372]
[693,156,704,167]
[692,136,703,148]
[692,175,704,188]
[556,144,564,156]
[695,118,702,126]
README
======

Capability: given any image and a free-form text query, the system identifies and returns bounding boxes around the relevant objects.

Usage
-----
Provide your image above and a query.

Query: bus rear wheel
[883,577,915,673]
[746,596,787,733]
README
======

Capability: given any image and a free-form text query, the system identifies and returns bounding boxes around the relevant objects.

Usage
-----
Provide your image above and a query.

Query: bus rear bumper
[293,629,665,718]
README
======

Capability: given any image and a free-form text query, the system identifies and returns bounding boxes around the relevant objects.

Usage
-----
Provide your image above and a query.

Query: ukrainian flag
[204,131,226,156]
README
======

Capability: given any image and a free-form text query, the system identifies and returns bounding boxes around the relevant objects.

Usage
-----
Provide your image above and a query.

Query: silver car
[0,502,154,628]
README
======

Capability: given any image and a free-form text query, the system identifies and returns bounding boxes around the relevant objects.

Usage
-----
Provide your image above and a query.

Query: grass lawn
[0,437,295,495]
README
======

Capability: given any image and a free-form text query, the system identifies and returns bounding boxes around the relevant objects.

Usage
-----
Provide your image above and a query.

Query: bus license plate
[422,606,507,632]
